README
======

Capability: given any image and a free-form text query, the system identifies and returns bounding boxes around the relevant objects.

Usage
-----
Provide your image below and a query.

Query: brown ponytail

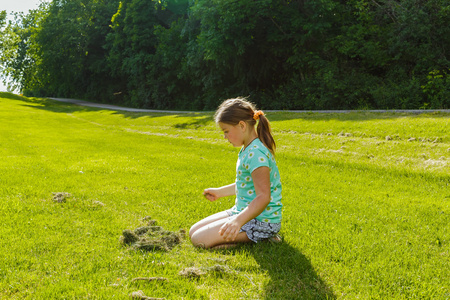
[256,114,276,154]
[214,97,276,154]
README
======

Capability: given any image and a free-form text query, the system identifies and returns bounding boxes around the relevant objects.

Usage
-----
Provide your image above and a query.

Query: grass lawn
[0,92,449,299]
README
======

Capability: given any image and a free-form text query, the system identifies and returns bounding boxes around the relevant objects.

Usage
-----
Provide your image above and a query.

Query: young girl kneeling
[189,98,282,249]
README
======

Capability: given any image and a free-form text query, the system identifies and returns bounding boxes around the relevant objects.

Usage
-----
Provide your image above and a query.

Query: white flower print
[258,157,266,163]
[245,176,251,182]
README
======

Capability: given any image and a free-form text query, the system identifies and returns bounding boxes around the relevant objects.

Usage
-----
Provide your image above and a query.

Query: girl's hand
[219,218,243,241]
[203,188,219,202]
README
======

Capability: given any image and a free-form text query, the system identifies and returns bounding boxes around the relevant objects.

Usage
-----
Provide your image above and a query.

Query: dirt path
[49,97,450,114]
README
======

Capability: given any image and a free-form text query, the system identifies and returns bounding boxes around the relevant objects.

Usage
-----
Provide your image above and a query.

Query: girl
[189,98,282,249]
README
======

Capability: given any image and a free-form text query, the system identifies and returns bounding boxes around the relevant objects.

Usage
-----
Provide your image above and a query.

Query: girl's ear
[239,120,246,131]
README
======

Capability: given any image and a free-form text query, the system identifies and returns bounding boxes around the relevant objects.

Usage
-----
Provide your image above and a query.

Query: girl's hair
[214,97,276,154]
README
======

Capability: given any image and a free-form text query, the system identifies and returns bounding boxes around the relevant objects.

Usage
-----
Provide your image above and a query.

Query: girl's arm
[219,167,271,241]
[203,183,236,202]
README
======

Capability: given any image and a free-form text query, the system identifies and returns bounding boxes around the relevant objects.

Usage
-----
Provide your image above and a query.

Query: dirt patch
[120,217,185,252]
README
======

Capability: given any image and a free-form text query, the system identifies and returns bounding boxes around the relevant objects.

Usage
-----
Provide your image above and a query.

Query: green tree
[32,0,120,99]
[107,0,159,107]
[332,0,449,109]
[1,0,448,109]
[0,7,47,93]
[107,0,192,108]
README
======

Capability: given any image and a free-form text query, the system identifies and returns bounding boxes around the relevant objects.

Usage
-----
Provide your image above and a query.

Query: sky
[1,0,49,92]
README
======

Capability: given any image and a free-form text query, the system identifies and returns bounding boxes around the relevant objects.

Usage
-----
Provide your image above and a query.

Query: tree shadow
[225,242,335,300]
[5,94,216,129]
[10,95,108,115]
[173,116,213,129]
[4,94,208,120]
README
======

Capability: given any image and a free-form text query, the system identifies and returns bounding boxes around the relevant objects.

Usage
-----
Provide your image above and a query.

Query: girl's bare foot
[268,234,282,243]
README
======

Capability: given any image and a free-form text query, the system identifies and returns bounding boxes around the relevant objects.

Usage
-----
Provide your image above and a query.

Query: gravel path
[49,98,190,114]
[49,97,450,114]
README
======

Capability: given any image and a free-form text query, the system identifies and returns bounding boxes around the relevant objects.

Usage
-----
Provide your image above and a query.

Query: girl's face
[219,122,245,147]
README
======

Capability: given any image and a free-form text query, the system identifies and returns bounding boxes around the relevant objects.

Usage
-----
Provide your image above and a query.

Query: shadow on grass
[2,93,209,120]
[6,94,105,115]
[224,242,335,300]
[4,93,216,130]
[173,116,213,129]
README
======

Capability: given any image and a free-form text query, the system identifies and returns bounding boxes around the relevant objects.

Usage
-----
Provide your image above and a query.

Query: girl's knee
[189,224,199,238]
[190,231,208,248]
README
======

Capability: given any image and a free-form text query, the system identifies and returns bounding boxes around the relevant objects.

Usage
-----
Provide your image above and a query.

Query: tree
[1,0,448,109]
[106,0,161,107]
[0,7,47,93]
[32,0,120,99]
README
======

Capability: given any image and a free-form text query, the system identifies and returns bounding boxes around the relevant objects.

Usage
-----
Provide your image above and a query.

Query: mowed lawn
[0,92,449,299]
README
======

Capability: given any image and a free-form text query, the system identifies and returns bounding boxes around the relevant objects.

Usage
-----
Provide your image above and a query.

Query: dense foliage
[1,0,449,110]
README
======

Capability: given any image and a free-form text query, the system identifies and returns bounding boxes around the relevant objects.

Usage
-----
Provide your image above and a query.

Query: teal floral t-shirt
[230,138,282,223]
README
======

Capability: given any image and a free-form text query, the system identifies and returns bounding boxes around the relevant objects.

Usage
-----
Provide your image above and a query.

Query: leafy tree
[1,0,448,109]
[332,0,450,108]
[32,0,120,99]
[107,0,161,107]
[0,7,47,93]
[0,10,5,22]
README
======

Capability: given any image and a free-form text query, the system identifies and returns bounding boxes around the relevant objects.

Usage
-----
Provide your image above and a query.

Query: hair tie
[253,110,264,120]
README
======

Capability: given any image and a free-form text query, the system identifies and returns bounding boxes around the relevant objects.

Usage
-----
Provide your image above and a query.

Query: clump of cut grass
[178,264,231,279]
[131,277,168,283]
[120,218,185,251]
[142,216,157,226]
[52,192,72,203]
[129,290,165,300]
[205,264,231,274]
[178,267,205,279]
[88,200,105,209]
[121,229,139,245]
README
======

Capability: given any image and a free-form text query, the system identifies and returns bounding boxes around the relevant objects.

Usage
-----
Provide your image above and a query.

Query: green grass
[0,92,449,299]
